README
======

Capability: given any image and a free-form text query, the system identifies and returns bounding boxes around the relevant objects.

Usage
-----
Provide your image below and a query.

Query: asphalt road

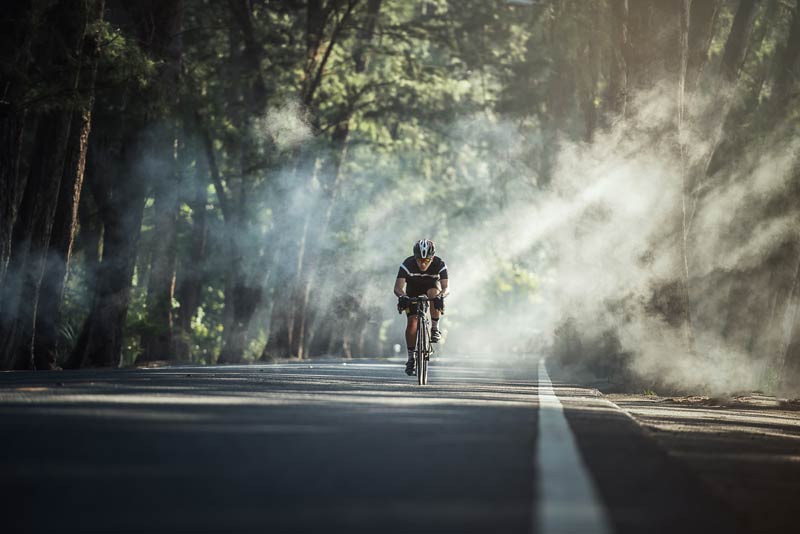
[0,357,739,534]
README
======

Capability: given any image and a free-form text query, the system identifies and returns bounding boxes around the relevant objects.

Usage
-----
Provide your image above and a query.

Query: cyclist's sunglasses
[417,256,433,262]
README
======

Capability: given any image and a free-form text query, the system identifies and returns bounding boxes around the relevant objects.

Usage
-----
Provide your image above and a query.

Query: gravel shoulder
[608,393,800,534]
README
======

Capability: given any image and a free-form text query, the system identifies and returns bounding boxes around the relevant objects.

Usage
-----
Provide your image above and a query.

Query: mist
[283,80,797,395]
[4,0,799,394]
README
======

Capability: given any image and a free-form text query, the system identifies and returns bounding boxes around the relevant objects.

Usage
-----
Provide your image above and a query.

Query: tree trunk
[34,0,105,370]
[742,0,780,106]
[0,2,35,286]
[218,272,262,363]
[0,110,28,288]
[73,181,103,275]
[704,0,764,177]
[769,0,800,111]
[625,0,682,94]
[195,117,255,363]
[217,188,264,363]
[780,239,800,392]
[0,1,89,370]
[137,0,183,364]
[62,173,102,370]
[606,0,628,119]
[70,0,183,368]
[216,0,270,364]
[175,137,210,359]
[577,1,599,141]
[261,308,292,360]
[0,111,73,369]
[138,155,180,363]
[69,134,148,368]
[685,0,721,91]
[720,0,759,84]
[218,198,263,363]
[32,110,92,370]
[258,194,298,362]
[677,0,696,355]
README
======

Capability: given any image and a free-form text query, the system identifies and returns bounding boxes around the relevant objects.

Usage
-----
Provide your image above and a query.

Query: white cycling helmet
[413,239,435,259]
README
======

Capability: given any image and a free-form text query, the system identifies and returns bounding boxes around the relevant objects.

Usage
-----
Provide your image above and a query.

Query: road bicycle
[408,295,434,385]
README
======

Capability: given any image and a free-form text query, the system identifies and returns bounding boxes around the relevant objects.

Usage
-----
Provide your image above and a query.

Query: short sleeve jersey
[396,256,448,297]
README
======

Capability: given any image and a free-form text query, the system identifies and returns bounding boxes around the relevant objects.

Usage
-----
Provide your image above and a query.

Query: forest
[1,0,799,395]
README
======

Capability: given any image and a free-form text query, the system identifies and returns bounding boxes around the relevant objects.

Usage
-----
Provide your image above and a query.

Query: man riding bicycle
[394,239,448,376]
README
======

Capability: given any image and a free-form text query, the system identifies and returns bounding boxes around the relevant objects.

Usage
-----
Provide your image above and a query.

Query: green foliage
[189,303,225,363]
[486,261,540,303]
[93,20,158,89]
[122,282,147,366]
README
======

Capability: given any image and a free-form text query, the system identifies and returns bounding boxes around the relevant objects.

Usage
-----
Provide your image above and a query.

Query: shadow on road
[0,360,538,534]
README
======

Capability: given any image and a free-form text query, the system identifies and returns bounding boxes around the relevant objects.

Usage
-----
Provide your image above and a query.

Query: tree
[0,0,94,370]
[174,126,211,360]
[606,0,629,118]
[34,0,106,370]
[0,2,35,286]
[138,1,185,364]
[769,0,800,111]
[69,0,183,368]
[685,0,722,91]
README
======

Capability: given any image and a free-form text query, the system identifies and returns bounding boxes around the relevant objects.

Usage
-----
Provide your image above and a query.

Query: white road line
[534,358,613,534]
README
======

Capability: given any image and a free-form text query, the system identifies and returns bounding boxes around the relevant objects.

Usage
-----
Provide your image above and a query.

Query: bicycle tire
[417,318,425,385]
[415,322,425,386]
[421,347,429,385]
[420,314,430,385]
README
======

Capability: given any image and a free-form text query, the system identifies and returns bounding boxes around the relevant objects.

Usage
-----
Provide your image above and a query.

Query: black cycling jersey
[396,255,448,297]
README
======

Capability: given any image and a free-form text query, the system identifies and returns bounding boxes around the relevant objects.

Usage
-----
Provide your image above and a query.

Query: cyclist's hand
[397,295,410,312]
[433,296,444,311]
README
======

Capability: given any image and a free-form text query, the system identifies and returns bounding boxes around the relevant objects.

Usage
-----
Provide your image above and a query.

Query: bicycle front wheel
[421,350,429,385]
[419,319,430,385]
[416,317,425,385]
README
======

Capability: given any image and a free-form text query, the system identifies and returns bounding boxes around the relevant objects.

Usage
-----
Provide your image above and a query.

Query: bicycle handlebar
[402,292,449,302]
[398,293,448,314]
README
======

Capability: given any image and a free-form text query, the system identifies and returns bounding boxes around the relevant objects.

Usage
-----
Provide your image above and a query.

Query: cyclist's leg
[426,285,441,320]
[405,314,418,349]
[404,313,418,374]
[427,284,442,341]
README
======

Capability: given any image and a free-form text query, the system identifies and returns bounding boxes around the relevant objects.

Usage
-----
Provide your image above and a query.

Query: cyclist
[394,239,448,376]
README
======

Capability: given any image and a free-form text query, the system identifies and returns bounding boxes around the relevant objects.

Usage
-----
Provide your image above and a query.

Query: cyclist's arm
[438,279,449,298]
[394,277,407,297]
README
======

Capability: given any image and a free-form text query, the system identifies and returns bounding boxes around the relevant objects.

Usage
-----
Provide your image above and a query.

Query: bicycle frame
[408,296,433,385]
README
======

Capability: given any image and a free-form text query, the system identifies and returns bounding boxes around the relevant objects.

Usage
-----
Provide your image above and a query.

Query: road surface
[0,357,745,533]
